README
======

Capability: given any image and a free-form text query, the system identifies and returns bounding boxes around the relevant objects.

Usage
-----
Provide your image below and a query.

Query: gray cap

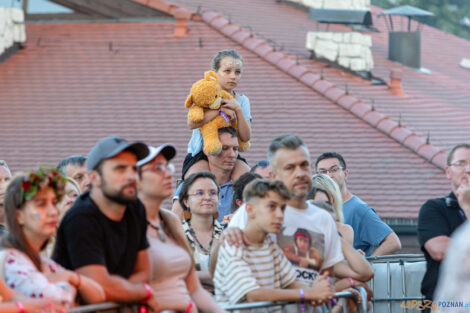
[86,136,149,171]
[137,144,176,167]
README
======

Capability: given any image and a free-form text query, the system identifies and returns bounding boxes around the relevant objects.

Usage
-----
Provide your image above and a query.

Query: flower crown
[20,167,67,206]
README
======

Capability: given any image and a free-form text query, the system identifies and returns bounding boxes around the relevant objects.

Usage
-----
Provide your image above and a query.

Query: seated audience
[214,178,334,306]
[308,174,354,245]
[173,127,242,222]
[53,136,160,310]
[0,167,104,305]
[137,144,224,313]
[250,160,271,178]
[179,171,225,292]
[0,279,67,313]
[57,155,90,192]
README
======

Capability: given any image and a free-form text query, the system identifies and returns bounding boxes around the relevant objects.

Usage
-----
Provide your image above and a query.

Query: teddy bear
[185,71,250,156]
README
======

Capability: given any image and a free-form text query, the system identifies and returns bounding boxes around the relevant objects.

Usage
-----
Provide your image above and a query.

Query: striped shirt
[214,236,296,306]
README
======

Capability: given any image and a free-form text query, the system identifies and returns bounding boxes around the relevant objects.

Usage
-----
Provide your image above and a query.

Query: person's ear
[269,167,277,179]
[17,210,25,226]
[343,169,349,180]
[445,166,451,180]
[246,203,256,219]
[236,199,243,207]
[88,170,100,188]
[183,198,189,208]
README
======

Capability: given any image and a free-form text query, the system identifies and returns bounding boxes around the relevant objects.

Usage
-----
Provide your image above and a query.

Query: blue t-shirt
[174,181,233,222]
[342,195,393,256]
[187,94,252,156]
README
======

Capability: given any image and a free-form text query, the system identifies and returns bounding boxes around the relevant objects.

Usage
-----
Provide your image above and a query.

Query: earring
[213,211,219,220]
[183,210,192,220]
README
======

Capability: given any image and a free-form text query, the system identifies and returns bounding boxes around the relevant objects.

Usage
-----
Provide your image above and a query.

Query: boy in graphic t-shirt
[214,179,334,307]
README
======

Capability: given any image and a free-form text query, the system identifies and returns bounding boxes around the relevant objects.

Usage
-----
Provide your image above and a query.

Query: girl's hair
[211,49,243,71]
[178,171,220,213]
[1,168,66,270]
[159,208,194,267]
[308,174,344,223]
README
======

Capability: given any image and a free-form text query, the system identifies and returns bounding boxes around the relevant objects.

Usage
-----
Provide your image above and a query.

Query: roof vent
[309,9,372,26]
[377,5,434,69]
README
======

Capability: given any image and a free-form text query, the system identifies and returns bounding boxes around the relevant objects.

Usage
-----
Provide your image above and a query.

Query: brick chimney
[390,69,404,96]
[173,8,191,37]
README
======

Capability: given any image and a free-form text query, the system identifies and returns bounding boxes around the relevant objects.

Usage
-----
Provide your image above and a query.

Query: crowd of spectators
[1,48,467,313]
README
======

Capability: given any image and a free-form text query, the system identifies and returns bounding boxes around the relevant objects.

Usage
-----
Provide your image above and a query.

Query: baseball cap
[137,144,176,167]
[86,136,149,171]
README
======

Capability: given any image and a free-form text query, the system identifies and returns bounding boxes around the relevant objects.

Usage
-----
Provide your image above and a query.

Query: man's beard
[101,180,136,205]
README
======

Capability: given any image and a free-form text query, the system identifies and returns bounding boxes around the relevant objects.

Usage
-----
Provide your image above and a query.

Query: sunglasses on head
[256,160,269,168]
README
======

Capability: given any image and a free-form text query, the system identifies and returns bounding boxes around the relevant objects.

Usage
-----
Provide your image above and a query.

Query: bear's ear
[205,71,218,82]
[185,94,193,108]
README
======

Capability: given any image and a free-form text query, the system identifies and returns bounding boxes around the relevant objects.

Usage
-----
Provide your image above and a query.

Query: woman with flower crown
[0,167,105,307]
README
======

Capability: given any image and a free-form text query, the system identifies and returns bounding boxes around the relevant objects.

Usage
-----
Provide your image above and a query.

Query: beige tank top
[148,229,192,306]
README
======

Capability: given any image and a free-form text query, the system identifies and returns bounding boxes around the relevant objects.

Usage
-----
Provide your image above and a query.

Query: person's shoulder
[61,192,97,222]
[420,195,447,211]
[236,93,249,103]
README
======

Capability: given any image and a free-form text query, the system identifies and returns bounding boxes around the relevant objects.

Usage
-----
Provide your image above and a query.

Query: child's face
[215,57,243,92]
[250,191,286,234]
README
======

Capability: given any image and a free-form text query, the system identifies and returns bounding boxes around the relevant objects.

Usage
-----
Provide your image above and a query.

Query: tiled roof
[164,0,470,154]
[0,18,449,219]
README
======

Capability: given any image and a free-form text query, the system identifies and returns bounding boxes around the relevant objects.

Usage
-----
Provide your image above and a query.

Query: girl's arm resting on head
[188,110,220,129]
[221,100,251,141]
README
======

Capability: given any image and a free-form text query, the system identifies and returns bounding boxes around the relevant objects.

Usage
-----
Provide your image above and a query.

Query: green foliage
[372,0,470,40]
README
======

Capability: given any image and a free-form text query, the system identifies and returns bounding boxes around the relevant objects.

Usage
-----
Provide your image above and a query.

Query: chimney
[390,69,404,96]
[173,8,191,37]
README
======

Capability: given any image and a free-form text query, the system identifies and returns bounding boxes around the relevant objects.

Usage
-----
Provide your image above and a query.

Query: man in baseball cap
[54,136,161,310]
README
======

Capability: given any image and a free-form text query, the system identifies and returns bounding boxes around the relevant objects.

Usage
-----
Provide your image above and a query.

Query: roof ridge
[132,0,447,171]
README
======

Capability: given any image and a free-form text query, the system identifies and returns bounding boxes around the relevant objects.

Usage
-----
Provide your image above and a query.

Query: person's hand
[44,270,76,285]
[221,214,233,225]
[221,99,241,112]
[220,227,250,247]
[146,293,162,313]
[457,176,470,215]
[353,280,374,300]
[306,273,335,304]
[219,106,236,121]
[23,299,68,313]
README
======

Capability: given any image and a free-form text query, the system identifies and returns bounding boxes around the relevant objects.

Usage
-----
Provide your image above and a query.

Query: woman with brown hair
[178,171,225,292]
[138,145,225,313]
[0,167,105,306]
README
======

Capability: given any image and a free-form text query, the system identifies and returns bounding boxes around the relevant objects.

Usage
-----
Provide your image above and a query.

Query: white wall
[0,7,26,56]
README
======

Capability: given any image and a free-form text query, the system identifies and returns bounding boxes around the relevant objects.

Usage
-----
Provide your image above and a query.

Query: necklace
[147,220,166,242]
[188,221,215,254]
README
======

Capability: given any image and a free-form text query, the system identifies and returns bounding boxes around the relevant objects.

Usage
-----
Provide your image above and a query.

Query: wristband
[140,283,152,304]
[184,301,194,313]
[299,289,305,313]
[16,302,25,313]
[348,277,355,288]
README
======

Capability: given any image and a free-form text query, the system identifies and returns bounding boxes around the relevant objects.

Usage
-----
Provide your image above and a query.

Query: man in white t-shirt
[228,134,373,286]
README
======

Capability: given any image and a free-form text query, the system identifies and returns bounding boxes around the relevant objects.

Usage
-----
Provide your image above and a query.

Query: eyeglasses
[317,166,343,175]
[450,160,470,168]
[188,190,218,198]
[143,163,175,174]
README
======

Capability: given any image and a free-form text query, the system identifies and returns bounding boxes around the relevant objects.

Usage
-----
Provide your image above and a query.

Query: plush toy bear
[185,71,250,156]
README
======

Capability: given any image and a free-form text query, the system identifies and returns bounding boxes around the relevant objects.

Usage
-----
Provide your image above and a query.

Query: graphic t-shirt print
[278,226,325,286]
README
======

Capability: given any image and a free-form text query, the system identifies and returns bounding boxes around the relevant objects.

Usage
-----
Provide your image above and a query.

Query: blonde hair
[310,174,344,223]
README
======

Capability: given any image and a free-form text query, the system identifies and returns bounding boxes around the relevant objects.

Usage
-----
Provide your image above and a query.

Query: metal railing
[68,288,367,313]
